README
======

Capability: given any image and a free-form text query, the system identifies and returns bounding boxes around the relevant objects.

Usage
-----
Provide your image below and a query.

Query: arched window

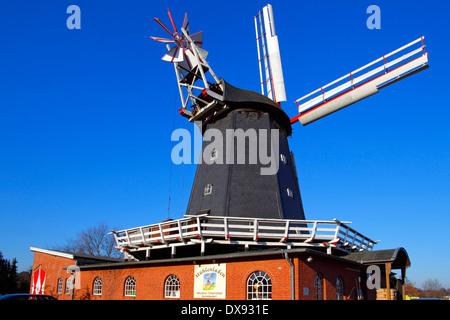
[164,274,180,298]
[314,273,323,300]
[124,276,136,297]
[93,277,102,296]
[57,278,63,294]
[65,278,72,294]
[336,277,344,300]
[247,271,272,300]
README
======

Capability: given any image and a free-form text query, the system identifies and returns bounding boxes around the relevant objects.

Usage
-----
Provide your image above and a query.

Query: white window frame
[286,188,294,198]
[247,271,272,300]
[124,276,136,297]
[65,278,72,294]
[164,274,180,298]
[204,184,213,195]
[57,278,63,294]
[93,277,102,296]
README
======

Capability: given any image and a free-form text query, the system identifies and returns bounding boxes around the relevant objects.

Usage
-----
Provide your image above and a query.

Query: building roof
[342,247,411,269]
[222,80,292,136]
[31,245,410,271]
[29,247,123,265]
[75,247,363,270]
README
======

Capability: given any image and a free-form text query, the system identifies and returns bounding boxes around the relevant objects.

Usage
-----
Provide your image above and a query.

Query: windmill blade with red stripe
[182,13,189,34]
[150,36,176,44]
[189,31,204,49]
[163,46,185,63]
[154,16,176,38]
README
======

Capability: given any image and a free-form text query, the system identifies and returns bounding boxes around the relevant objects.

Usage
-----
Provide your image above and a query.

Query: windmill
[150,5,429,220]
[109,4,429,260]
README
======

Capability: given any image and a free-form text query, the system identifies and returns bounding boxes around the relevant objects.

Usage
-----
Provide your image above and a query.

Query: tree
[53,222,123,259]
[0,251,19,295]
[404,278,421,297]
[16,270,31,293]
[8,258,18,292]
[422,278,446,298]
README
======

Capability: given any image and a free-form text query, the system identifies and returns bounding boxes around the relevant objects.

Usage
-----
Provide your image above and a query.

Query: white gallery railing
[111,215,377,254]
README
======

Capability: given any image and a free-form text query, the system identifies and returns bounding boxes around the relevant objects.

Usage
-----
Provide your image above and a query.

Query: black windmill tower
[151,7,306,221]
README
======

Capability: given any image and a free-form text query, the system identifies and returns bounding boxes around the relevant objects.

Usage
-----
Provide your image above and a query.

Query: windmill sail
[255,4,287,103]
[291,36,429,125]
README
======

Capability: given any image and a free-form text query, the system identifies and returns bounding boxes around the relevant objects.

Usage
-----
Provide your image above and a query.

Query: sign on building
[194,264,226,299]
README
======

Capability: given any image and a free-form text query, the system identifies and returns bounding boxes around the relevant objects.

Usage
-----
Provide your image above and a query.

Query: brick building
[27,80,413,301]
[29,245,410,300]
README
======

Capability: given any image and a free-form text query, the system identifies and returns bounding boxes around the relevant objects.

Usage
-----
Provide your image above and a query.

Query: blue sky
[0,0,449,290]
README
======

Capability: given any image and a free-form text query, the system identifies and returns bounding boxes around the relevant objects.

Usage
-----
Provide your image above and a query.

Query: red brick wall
[225,256,293,300]
[31,251,76,300]
[81,262,195,300]
[296,254,362,300]
[31,249,374,300]
[80,256,293,300]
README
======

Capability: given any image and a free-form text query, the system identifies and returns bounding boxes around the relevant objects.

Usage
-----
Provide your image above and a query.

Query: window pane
[247,271,272,300]
[65,278,72,294]
[93,277,102,296]
[124,276,136,296]
[204,184,213,195]
[314,274,323,300]
[287,188,293,198]
[336,277,344,300]
[164,274,180,298]
[57,279,63,294]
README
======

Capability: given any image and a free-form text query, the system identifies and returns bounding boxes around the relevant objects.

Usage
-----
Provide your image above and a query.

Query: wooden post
[385,263,391,300]
[401,267,406,300]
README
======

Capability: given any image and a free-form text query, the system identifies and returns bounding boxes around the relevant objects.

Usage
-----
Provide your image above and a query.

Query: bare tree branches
[52,222,122,259]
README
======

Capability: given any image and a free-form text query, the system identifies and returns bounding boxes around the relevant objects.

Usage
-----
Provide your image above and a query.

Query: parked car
[0,294,57,300]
